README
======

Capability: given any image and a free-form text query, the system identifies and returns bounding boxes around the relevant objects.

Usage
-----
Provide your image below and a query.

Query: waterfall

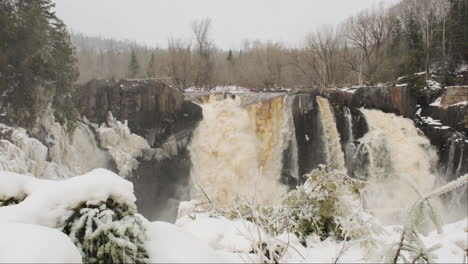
[316,96,346,172]
[445,137,456,177]
[244,95,299,182]
[357,108,438,223]
[343,107,354,144]
[283,96,299,181]
[455,146,464,177]
[189,97,288,206]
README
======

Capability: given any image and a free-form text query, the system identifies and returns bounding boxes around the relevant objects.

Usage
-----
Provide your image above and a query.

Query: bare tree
[305,25,342,86]
[166,37,193,90]
[417,0,437,80]
[191,17,214,89]
[435,0,450,67]
[344,6,395,83]
[265,42,286,88]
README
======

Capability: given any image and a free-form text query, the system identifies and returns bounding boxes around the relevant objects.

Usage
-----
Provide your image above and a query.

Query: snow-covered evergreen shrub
[225,166,374,246]
[0,197,22,207]
[62,198,149,264]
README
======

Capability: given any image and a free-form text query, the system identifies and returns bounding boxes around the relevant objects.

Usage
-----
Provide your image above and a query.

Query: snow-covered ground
[0,169,468,263]
[141,212,468,263]
[0,169,466,263]
[185,86,253,94]
[0,223,82,263]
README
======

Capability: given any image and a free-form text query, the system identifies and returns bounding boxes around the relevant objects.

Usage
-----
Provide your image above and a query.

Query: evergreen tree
[128,49,140,79]
[227,50,233,62]
[389,18,405,78]
[404,13,425,74]
[146,52,156,78]
[0,0,78,128]
[447,0,468,70]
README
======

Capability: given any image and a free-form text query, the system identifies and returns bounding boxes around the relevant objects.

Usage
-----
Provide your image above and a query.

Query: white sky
[54,0,398,49]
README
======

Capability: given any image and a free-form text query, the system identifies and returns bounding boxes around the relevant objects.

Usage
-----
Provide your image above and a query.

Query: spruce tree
[227,50,233,62]
[0,0,78,128]
[404,14,425,75]
[146,52,156,78]
[447,0,468,71]
[389,19,405,78]
[128,49,140,79]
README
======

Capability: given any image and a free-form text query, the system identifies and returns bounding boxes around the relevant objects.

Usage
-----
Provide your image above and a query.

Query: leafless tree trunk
[305,25,341,86]
[192,17,214,90]
[344,6,395,83]
[166,37,193,90]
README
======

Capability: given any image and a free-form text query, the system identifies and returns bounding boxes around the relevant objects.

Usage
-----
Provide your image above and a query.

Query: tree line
[72,0,468,90]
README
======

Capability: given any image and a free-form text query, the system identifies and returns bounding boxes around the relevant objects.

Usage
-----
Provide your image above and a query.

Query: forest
[70,0,468,89]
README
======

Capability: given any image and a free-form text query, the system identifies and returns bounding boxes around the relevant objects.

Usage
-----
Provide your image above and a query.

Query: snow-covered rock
[97,112,150,177]
[430,96,442,106]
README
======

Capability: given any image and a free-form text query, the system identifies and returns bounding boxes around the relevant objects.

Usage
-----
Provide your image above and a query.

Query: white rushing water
[316,96,346,172]
[189,95,297,206]
[358,108,438,223]
[343,106,354,144]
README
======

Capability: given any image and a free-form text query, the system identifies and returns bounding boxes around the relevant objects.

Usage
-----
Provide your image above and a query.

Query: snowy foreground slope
[0,169,466,263]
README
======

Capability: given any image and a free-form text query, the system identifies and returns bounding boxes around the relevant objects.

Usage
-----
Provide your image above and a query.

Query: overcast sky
[54,0,397,49]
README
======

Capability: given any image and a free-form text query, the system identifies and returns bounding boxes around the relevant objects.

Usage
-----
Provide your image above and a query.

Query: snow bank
[177,214,261,253]
[0,168,136,227]
[145,219,258,263]
[0,223,82,263]
[97,112,150,177]
[145,221,224,263]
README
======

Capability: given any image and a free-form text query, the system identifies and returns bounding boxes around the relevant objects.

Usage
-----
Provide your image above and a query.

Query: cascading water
[189,94,299,206]
[316,96,346,172]
[244,95,299,182]
[282,96,299,181]
[189,97,286,206]
[343,107,354,144]
[356,108,438,223]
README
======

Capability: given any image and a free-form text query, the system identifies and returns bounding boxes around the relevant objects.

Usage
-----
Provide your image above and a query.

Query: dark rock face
[291,94,327,181]
[321,86,418,118]
[75,79,202,222]
[75,79,199,148]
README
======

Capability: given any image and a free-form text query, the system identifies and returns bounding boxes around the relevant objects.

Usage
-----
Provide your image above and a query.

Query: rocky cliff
[75,79,202,221]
